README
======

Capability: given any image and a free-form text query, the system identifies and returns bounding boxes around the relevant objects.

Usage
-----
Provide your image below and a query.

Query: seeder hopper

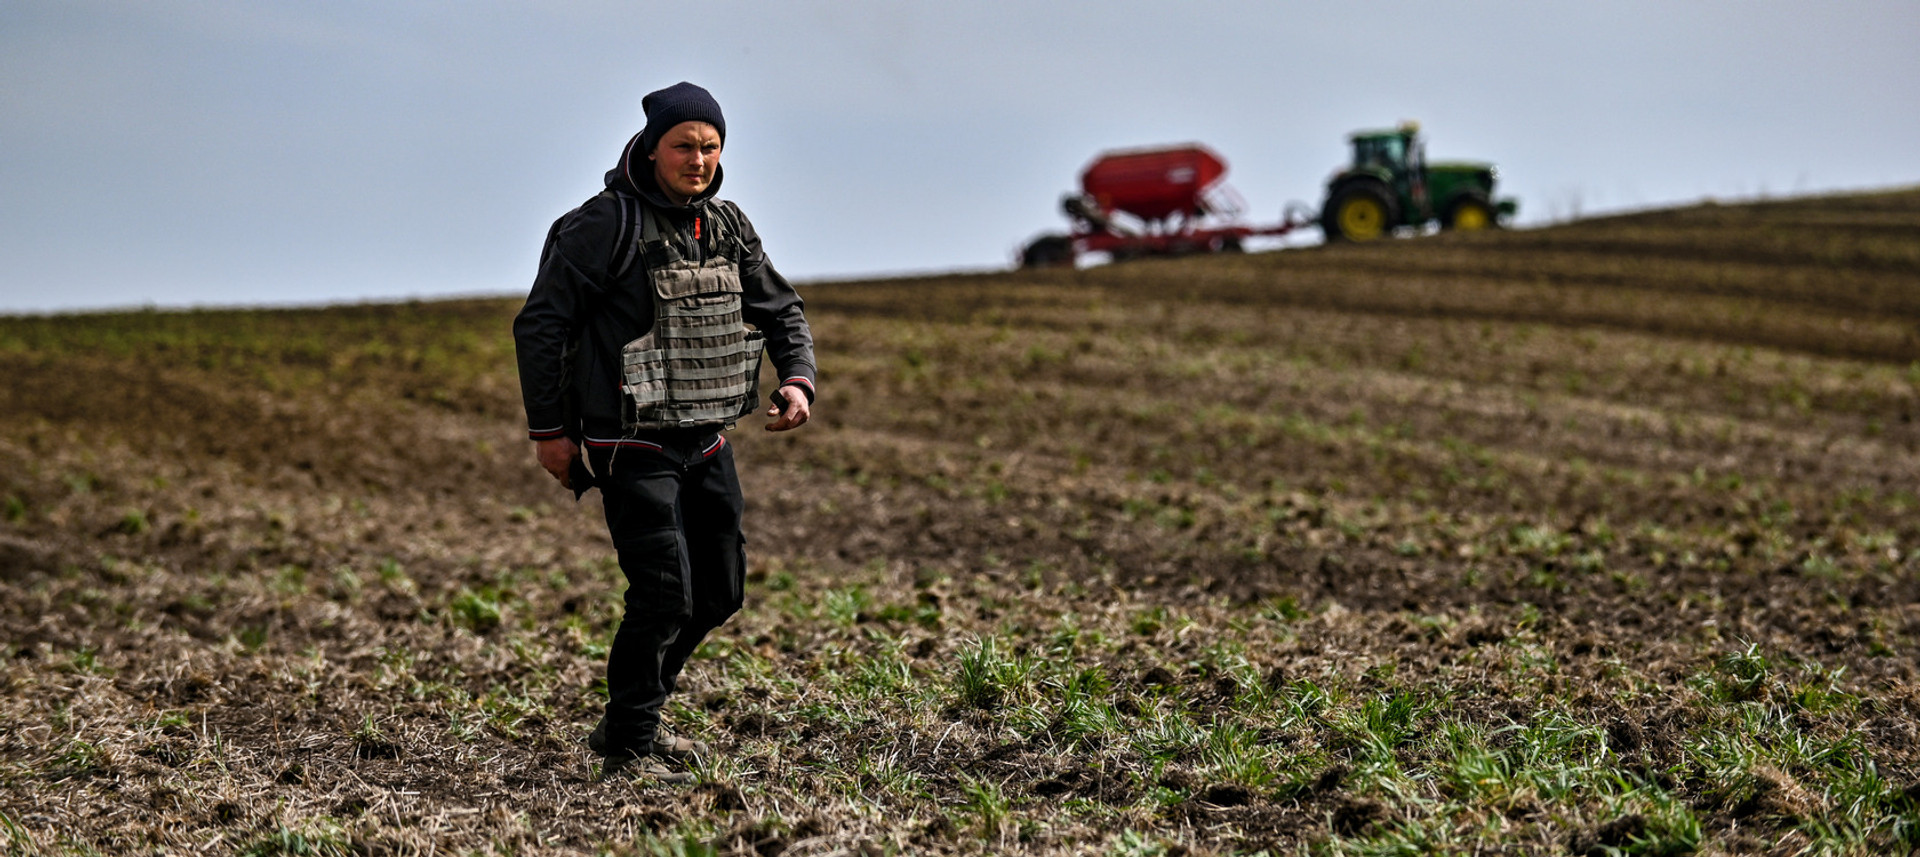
[1020,144,1315,268]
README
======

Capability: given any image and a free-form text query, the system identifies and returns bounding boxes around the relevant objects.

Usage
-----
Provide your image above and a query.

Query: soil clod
[1569,813,1647,856]
[1331,797,1386,836]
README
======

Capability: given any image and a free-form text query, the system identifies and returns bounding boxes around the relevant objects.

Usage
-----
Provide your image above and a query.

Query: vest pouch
[619,342,670,421]
[729,331,766,425]
[652,262,740,302]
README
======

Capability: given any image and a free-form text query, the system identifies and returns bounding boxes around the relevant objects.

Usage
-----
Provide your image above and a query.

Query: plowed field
[3,189,1919,855]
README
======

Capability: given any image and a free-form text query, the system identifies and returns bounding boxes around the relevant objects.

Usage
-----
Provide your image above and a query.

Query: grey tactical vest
[618,200,765,431]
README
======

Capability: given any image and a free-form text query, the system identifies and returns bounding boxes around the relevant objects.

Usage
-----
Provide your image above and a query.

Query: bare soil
[2,189,1918,855]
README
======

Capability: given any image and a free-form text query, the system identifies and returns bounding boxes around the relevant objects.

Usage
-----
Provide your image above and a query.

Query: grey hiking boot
[651,726,711,761]
[600,750,692,784]
[587,716,711,762]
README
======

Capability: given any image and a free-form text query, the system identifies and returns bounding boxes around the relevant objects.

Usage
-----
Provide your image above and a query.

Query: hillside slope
[2,189,1917,855]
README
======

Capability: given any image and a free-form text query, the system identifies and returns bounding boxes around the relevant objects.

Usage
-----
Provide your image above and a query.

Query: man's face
[650,121,722,203]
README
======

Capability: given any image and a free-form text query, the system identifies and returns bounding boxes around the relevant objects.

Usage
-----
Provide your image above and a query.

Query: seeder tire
[1020,235,1076,269]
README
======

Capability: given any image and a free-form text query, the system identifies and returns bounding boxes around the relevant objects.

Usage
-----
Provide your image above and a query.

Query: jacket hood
[605,131,725,210]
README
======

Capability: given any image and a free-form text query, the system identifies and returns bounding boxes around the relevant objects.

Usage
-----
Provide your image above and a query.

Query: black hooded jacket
[513,134,817,443]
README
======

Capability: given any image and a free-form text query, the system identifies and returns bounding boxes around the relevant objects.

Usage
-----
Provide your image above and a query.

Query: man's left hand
[765,384,811,432]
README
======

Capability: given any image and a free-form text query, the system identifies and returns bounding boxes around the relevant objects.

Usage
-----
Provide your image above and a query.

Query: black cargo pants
[587,431,745,757]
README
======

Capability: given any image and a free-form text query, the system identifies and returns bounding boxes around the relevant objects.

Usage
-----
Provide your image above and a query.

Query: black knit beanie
[638,82,726,154]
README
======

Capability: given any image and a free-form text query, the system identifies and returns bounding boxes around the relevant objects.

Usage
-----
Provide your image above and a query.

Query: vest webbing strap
[663,318,742,339]
[664,401,753,421]
[646,342,754,361]
[619,362,747,382]
[665,301,739,318]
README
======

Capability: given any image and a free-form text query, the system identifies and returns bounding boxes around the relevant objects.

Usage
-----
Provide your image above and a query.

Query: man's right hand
[536,437,580,488]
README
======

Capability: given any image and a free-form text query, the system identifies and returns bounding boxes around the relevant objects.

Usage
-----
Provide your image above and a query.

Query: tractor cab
[1350,128,1414,175]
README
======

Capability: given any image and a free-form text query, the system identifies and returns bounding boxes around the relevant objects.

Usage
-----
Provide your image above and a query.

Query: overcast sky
[3,1,1916,313]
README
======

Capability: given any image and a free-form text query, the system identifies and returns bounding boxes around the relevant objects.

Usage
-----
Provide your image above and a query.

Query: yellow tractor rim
[1453,204,1490,231]
[1337,198,1386,240]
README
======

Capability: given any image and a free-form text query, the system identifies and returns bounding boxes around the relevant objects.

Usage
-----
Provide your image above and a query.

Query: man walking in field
[512,82,817,782]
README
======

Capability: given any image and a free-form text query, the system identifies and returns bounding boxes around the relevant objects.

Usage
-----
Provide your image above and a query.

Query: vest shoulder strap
[638,200,663,246]
[708,200,747,261]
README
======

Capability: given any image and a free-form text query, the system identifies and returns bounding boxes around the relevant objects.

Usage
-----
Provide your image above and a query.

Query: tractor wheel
[1020,235,1075,268]
[1442,192,1496,232]
[1323,181,1396,242]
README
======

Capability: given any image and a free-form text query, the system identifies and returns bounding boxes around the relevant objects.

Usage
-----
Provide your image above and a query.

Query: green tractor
[1320,121,1517,242]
